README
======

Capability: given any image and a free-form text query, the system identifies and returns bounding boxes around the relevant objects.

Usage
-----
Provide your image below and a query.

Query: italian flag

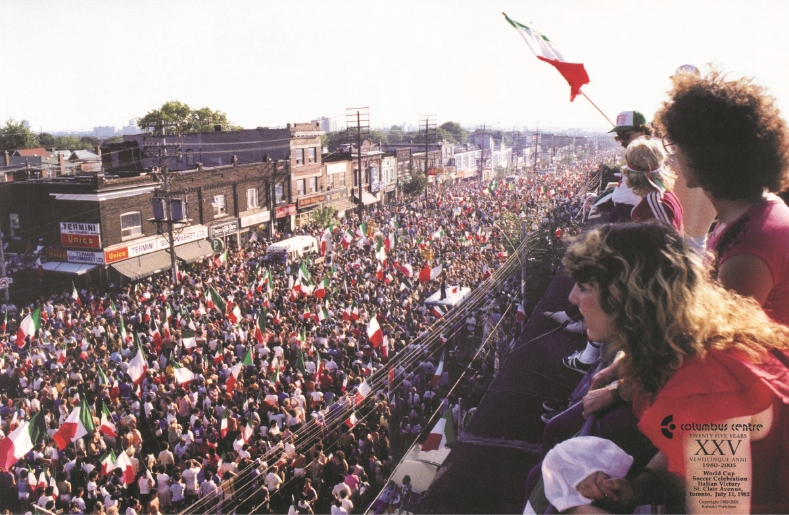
[242,422,254,443]
[503,13,589,101]
[16,307,41,347]
[53,400,95,450]
[356,223,367,238]
[314,277,329,299]
[420,408,456,452]
[226,348,253,394]
[298,262,311,284]
[71,282,81,306]
[209,287,226,314]
[431,305,445,319]
[100,450,117,476]
[114,449,136,484]
[127,344,148,385]
[353,380,371,406]
[99,404,117,437]
[432,228,445,240]
[214,250,227,267]
[213,349,224,365]
[220,409,231,438]
[0,411,46,470]
[431,351,445,388]
[317,305,329,323]
[367,315,384,348]
[384,232,396,251]
[254,314,266,344]
[345,411,359,428]
[182,328,197,349]
[341,229,354,250]
[173,362,195,385]
[516,303,526,323]
[227,302,242,324]
[398,263,413,278]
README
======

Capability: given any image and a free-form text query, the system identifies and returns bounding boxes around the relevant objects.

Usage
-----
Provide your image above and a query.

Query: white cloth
[611,181,641,206]
[542,436,633,513]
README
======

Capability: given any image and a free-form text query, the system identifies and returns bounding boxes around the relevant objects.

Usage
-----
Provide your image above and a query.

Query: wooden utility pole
[346,108,369,220]
[420,115,436,202]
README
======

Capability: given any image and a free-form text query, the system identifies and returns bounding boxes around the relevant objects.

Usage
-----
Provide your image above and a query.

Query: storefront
[325,188,356,218]
[239,209,271,244]
[209,219,240,249]
[274,204,297,234]
[296,193,325,227]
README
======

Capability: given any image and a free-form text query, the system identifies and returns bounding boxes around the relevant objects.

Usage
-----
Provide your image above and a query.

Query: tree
[401,170,427,197]
[369,130,387,145]
[38,132,55,149]
[312,205,338,229]
[0,118,38,151]
[137,101,241,134]
[439,121,468,144]
[387,125,405,144]
[324,130,353,152]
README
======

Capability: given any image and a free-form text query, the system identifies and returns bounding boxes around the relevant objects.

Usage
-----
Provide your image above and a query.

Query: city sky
[2,0,788,134]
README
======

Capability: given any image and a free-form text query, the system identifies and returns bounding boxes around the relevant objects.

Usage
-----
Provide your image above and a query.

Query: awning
[40,262,97,275]
[328,199,358,212]
[362,192,379,205]
[111,250,172,281]
[173,240,213,264]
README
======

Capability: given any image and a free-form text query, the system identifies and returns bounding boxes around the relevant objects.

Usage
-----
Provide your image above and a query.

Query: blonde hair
[624,138,676,195]
[563,223,789,395]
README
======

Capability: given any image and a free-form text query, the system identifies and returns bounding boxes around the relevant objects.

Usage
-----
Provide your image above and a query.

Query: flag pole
[579,91,615,127]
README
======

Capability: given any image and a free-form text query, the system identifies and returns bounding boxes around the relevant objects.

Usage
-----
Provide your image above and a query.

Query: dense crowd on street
[0,154,612,515]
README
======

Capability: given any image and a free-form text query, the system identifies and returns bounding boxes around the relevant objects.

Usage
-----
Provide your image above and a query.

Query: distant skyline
[3,0,789,135]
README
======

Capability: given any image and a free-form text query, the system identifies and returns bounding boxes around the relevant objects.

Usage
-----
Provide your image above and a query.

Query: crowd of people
[0,153,607,515]
[527,66,789,514]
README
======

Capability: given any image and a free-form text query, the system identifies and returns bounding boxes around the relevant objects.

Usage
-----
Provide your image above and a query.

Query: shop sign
[60,233,101,249]
[240,210,271,228]
[298,194,324,209]
[104,247,129,264]
[67,250,105,265]
[45,247,68,261]
[59,222,100,235]
[156,226,208,249]
[325,188,348,202]
[210,220,239,238]
[275,204,297,218]
[211,238,224,253]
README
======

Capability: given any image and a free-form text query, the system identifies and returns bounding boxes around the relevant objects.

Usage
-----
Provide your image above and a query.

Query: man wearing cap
[608,110,653,223]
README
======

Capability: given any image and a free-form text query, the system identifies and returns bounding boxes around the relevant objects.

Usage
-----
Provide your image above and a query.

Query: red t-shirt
[706,196,789,326]
[630,191,684,234]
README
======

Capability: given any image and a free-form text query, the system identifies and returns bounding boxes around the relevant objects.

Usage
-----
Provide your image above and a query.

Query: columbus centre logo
[661,415,676,439]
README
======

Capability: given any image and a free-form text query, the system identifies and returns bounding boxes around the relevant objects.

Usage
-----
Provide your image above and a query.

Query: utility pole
[346,108,369,220]
[420,115,436,203]
[0,230,8,303]
[142,117,184,285]
[533,125,540,173]
[477,123,487,182]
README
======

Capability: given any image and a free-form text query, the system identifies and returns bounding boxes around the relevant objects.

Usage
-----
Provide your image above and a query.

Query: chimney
[214,124,223,132]
[94,145,102,157]
[59,153,65,176]
[197,162,203,172]
[3,151,8,166]
[50,148,56,153]
[231,155,238,166]
[286,123,291,129]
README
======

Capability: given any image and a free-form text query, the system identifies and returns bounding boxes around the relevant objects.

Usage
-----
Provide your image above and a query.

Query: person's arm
[718,254,773,306]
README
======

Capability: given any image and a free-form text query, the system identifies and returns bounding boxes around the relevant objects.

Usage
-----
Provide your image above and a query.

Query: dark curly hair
[655,68,789,200]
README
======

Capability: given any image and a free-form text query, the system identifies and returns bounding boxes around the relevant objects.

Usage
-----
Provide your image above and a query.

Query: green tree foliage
[401,169,427,196]
[387,125,405,144]
[0,118,39,151]
[312,205,338,229]
[369,130,387,145]
[137,100,241,134]
[439,121,468,144]
[53,135,95,151]
[38,132,55,149]
[323,130,353,152]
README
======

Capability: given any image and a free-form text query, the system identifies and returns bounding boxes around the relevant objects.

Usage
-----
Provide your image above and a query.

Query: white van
[265,235,319,263]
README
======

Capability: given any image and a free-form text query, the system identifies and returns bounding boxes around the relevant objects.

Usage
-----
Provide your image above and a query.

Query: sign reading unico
[60,233,101,249]
[60,222,100,235]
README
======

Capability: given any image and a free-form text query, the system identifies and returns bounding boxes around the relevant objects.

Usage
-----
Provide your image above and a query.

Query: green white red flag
[0,411,46,470]
[420,407,456,452]
[503,12,590,101]
[99,404,117,437]
[173,362,195,385]
[53,399,95,450]
[367,315,384,347]
[16,307,41,347]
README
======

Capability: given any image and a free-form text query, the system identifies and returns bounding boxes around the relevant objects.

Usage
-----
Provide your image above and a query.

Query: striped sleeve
[646,191,673,226]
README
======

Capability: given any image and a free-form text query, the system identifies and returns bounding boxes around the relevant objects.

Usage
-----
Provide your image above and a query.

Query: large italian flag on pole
[53,400,95,450]
[420,408,456,452]
[0,411,46,469]
[503,13,590,101]
[16,307,41,347]
[127,343,148,385]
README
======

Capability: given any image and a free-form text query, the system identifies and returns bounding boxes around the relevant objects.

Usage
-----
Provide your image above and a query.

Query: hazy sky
[2,0,788,134]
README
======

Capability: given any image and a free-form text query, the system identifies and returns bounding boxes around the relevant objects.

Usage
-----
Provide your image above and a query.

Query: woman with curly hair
[559,222,789,513]
[655,68,789,325]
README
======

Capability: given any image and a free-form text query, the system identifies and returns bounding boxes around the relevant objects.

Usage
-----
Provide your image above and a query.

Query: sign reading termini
[60,222,101,249]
